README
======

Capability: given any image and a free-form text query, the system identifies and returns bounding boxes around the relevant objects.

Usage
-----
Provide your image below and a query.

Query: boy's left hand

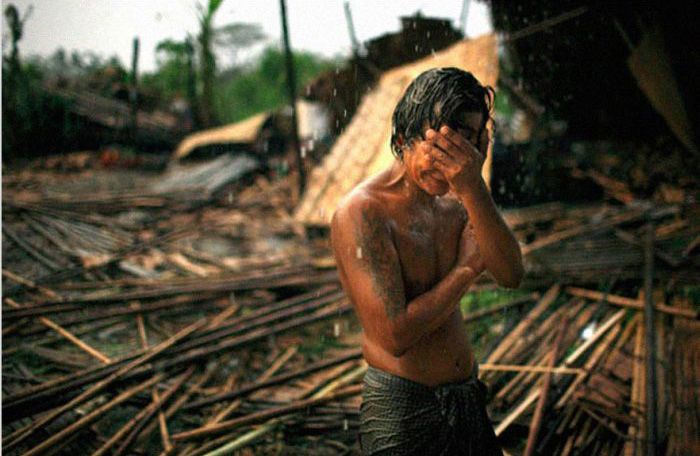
[423,125,486,195]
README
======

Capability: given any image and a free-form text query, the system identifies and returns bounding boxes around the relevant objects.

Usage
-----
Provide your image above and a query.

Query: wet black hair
[390,67,495,160]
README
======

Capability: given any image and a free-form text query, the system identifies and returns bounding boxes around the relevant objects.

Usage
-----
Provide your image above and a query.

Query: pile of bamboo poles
[2,163,699,455]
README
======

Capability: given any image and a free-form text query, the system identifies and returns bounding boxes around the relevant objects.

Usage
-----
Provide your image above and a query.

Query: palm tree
[196,0,223,127]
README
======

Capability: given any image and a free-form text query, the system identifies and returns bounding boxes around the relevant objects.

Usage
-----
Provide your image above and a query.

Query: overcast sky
[2,0,493,72]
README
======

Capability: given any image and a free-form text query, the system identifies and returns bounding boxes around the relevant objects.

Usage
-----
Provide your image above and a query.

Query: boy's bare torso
[335,170,475,386]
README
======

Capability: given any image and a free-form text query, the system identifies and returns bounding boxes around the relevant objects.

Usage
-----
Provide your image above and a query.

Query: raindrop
[343,109,347,118]
[333,88,337,97]
[356,247,362,259]
[301,146,306,158]
[334,322,341,337]
[343,419,349,430]
[581,322,596,340]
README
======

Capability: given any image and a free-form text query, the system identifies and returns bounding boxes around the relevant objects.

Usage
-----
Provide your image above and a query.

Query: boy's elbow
[494,261,524,289]
[501,263,524,289]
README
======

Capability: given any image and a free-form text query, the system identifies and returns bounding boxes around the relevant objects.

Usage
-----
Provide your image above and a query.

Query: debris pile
[2,162,699,455]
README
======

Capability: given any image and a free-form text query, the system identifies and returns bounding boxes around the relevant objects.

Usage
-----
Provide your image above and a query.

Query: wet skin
[331,112,523,386]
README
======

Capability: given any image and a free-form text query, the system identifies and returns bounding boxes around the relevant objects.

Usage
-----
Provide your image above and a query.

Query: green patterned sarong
[359,364,503,455]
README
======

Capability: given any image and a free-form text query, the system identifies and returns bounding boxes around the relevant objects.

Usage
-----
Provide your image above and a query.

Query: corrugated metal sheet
[294,34,499,226]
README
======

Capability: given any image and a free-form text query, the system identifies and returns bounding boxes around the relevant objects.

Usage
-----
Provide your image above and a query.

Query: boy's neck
[388,161,437,207]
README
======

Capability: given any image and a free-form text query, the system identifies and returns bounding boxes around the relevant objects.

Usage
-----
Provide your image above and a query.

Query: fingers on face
[422,141,455,168]
[425,129,460,161]
[439,125,473,152]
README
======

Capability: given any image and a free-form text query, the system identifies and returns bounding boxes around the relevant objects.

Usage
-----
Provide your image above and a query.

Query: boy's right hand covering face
[423,125,487,195]
[457,224,485,275]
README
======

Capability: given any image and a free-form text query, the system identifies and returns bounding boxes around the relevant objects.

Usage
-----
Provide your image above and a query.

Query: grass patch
[461,288,533,360]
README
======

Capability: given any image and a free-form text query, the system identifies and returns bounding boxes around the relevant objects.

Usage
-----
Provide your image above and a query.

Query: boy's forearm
[458,179,523,287]
[389,265,477,355]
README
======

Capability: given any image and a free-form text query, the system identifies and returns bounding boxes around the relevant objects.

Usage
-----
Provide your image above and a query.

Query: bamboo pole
[565,286,697,319]
[23,373,164,456]
[199,365,366,455]
[133,301,173,454]
[2,268,62,299]
[4,298,111,364]
[524,312,571,456]
[91,368,192,456]
[643,224,658,456]
[479,364,583,375]
[521,208,645,255]
[173,384,362,442]
[182,348,362,411]
[111,371,194,456]
[3,317,207,450]
[178,346,298,456]
[137,365,218,447]
[494,308,627,436]
[485,284,560,370]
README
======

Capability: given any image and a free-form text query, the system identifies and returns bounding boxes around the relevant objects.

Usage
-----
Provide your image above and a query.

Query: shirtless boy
[331,68,523,455]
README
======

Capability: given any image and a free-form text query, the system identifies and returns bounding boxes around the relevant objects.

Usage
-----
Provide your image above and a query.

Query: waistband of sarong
[364,362,479,395]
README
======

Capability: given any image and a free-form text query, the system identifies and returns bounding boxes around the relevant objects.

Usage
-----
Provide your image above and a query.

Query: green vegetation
[214,46,335,124]
[460,288,532,360]
[2,0,336,160]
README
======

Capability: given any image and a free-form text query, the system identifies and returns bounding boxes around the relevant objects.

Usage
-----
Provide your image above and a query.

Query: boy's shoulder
[332,181,387,231]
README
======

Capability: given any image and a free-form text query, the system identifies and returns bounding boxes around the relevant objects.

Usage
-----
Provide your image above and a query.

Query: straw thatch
[173,112,269,160]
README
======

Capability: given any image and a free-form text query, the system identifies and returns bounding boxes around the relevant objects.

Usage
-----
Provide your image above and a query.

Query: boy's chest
[390,210,463,298]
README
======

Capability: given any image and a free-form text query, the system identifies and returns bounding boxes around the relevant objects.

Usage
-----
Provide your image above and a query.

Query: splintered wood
[2,163,699,455]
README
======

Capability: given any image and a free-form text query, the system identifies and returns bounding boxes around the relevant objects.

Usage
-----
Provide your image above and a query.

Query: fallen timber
[3,164,699,455]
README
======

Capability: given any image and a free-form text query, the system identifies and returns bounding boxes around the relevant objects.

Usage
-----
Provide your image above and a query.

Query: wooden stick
[112,369,194,456]
[555,319,626,408]
[3,317,207,450]
[2,268,62,299]
[133,301,173,454]
[172,384,362,441]
[494,308,627,436]
[563,309,627,365]
[178,346,299,456]
[2,224,65,270]
[521,209,645,255]
[182,348,362,411]
[137,365,217,447]
[189,363,367,455]
[565,286,697,319]
[91,369,192,456]
[23,373,164,456]
[480,364,583,375]
[643,224,658,456]
[486,284,560,366]
[4,298,111,364]
[524,311,571,456]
